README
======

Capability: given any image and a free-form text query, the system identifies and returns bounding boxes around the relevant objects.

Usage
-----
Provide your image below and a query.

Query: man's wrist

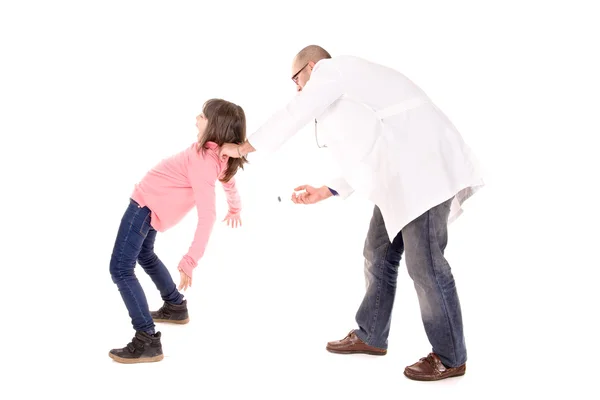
[321,186,334,198]
[239,141,255,156]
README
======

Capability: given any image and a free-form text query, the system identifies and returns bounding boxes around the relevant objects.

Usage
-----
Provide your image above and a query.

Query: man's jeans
[109,199,184,333]
[354,198,467,367]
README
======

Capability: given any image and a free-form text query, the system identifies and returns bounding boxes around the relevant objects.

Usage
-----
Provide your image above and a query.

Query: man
[220,45,484,381]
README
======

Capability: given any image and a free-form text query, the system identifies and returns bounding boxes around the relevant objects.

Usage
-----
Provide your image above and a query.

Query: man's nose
[296,84,302,92]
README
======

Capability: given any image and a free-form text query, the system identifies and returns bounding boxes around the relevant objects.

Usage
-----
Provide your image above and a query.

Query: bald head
[291,45,332,92]
[293,45,332,66]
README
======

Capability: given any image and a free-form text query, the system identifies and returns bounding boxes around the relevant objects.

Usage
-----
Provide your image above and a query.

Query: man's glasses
[291,63,309,83]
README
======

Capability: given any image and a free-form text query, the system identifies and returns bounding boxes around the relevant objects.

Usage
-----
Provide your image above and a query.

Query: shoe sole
[403,370,466,381]
[108,352,164,364]
[152,317,189,324]
[326,347,387,356]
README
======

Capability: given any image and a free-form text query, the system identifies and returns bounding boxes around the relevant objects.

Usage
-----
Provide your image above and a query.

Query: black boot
[109,331,163,364]
[151,300,189,324]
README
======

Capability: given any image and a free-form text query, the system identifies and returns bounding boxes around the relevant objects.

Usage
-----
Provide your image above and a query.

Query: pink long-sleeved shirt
[131,141,241,278]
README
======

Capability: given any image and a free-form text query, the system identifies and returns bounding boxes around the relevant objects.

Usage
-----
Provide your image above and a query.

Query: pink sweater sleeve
[221,176,241,214]
[177,154,219,279]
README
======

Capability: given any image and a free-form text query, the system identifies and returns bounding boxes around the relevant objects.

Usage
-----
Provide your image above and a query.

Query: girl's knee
[110,259,135,282]
[137,251,157,266]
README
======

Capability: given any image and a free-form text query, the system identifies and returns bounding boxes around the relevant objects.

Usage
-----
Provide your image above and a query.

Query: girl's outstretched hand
[223,211,242,228]
[178,270,192,291]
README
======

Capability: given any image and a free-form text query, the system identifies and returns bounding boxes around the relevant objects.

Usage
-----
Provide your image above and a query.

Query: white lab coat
[250,55,484,240]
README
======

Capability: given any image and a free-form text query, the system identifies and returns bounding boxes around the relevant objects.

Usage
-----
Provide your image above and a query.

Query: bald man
[220,45,484,381]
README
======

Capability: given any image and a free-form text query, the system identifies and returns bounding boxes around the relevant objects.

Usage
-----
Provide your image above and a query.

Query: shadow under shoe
[151,300,189,324]
[109,331,163,364]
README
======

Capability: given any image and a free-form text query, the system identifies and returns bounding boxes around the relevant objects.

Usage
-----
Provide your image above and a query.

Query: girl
[108,99,247,364]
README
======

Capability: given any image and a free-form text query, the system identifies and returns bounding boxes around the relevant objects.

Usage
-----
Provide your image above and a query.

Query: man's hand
[219,143,241,159]
[219,142,255,160]
[291,185,332,205]
[223,211,242,228]
[178,270,192,291]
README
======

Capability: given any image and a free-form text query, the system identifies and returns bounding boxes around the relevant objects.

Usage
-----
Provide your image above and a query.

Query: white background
[1,0,599,398]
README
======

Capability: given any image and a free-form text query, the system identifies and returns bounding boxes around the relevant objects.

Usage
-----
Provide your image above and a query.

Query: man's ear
[308,60,316,69]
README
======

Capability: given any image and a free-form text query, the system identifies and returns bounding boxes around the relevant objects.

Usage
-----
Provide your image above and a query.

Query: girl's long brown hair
[197,98,248,182]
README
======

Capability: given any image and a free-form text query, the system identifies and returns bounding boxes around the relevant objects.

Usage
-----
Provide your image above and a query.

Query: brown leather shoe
[326,330,387,355]
[404,353,466,381]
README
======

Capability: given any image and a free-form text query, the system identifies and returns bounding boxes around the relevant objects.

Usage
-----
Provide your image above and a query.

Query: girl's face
[196,113,208,141]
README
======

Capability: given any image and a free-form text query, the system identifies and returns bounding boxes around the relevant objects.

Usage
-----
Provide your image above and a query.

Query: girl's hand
[223,211,242,228]
[178,270,192,291]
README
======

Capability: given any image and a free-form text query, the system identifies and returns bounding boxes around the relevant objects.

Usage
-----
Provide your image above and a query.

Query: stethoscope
[277,119,326,203]
[315,119,326,148]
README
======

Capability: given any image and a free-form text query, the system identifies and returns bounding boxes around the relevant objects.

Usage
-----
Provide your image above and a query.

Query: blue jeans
[109,199,184,333]
[354,198,467,367]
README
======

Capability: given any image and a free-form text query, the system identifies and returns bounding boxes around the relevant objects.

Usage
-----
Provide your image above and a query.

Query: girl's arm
[178,160,219,279]
[220,176,241,214]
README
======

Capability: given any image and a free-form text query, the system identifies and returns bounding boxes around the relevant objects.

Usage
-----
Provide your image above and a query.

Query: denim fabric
[109,199,184,333]
[354,198,466,367]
